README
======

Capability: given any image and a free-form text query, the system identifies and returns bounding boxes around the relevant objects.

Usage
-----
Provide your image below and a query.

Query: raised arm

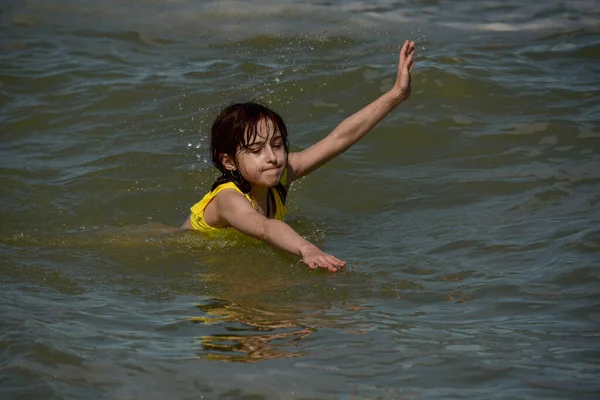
[287,40,415,181]
[215,189,346,272]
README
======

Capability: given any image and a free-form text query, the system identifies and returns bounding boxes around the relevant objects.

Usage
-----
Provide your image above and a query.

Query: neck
[249,183,275,218]
[249,184,269,203]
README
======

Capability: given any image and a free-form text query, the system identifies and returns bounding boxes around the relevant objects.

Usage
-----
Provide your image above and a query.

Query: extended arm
[287,40,415,181]
[215,190,346,271]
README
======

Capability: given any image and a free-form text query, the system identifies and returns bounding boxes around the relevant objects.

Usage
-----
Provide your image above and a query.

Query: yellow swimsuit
[189,171,288,233]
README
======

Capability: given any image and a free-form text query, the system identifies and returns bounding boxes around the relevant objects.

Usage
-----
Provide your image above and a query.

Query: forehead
[245,118,281,142]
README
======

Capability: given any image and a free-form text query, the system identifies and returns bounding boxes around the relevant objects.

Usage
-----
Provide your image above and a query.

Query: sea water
[1,1,599,398]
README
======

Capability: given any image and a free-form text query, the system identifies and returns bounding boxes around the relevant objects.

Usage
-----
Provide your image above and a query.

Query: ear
[220,153,237,171]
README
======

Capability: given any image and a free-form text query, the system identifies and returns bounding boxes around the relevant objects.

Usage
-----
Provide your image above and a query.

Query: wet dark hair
[210,102,290,195]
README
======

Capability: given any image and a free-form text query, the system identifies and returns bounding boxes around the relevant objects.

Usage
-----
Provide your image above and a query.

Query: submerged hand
[300,244,346,272]
[392,39,415,102]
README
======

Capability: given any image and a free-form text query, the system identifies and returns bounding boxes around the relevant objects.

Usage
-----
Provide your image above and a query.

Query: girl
[182,40,415,272]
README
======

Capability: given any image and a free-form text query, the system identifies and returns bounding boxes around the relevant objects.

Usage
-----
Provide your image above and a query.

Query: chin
[252,176,280,188]
[266,177,281,187]
[264,170,283,184]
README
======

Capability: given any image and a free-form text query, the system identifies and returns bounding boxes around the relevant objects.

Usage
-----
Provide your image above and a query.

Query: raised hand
[392,40,415,102]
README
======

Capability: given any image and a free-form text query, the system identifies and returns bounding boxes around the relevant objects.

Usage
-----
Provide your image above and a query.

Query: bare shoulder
[213,188,271,236]
[213,188,250,206]
[204,188,252,228]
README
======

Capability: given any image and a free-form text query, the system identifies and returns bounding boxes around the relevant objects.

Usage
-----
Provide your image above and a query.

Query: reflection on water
[2,0,600,397]
[190,298,315,362]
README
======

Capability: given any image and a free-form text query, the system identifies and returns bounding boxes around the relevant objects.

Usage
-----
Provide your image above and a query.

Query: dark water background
[1,0,599,399]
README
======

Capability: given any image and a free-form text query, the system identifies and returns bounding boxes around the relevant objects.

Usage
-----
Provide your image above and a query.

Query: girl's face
[233,119,287,189]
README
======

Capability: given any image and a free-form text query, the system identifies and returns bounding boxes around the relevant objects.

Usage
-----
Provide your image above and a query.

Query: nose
[264,145,277,163]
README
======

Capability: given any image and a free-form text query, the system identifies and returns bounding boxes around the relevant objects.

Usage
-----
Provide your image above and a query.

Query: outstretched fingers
[325,254,346,271]
[406,50,414,74]
[399,39,409,65]
[393,39,416,98]
[404,42,416,68]
[304,255,346,272]
[399,40,415,63]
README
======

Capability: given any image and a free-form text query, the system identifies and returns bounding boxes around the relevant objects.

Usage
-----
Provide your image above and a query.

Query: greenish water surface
[1,1,599,399]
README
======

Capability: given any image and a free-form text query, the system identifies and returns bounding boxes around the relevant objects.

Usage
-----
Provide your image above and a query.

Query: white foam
[11,0,600,40]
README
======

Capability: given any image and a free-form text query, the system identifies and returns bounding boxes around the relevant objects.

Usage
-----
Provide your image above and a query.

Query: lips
[263,166,281,173]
